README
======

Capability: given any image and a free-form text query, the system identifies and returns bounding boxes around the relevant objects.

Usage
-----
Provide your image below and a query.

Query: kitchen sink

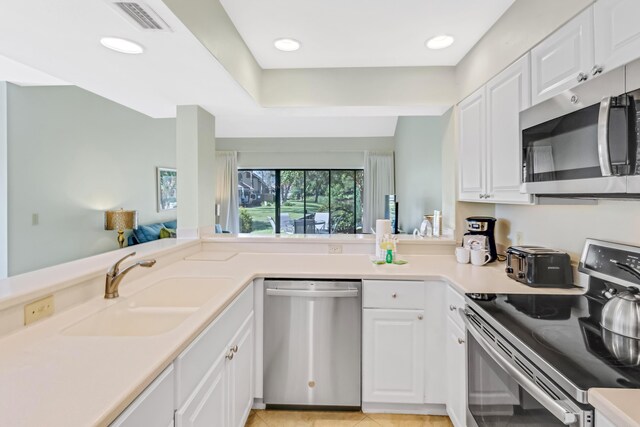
[125,277,234,308]
[62,306,197,336]
[62,277,235,336]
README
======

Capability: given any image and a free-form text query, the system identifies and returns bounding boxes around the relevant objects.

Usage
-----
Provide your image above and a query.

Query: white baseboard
[252,399,266,410]
[362,402,447,416]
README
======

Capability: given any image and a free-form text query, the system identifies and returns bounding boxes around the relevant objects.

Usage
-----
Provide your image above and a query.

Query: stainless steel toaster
[505,246,573,288]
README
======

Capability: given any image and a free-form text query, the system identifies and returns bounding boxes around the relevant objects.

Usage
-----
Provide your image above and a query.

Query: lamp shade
[104,209,138,231]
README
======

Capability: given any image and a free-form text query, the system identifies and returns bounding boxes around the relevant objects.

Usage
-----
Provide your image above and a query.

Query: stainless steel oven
[462,308,592,427]
[520,64,640,197]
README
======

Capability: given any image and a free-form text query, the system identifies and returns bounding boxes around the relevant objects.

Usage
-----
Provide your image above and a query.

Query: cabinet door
[175,352,227,427]
[446,320,467,427]
[458,87,486,202]
[362,309,425,403]
[595,410,618,427]
[227,312,255,427]
[111,365,175,427]
[424,282,446,405]
[485,54,533,204]
[595,0,640,73]
[531,7,595,105]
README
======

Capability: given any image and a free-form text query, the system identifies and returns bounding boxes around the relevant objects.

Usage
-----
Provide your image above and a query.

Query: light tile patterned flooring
[245,409,454,427]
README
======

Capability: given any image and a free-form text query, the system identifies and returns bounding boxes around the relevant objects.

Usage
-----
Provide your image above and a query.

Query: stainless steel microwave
[520,65,640,197]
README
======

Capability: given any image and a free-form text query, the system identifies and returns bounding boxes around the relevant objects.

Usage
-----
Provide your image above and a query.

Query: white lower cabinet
[110,365,175,427]
[175,352,227,427]
[595,410,617,427]
[446,299,467,427]
[111,283,255,427]
[227,313,255,427]
[362,280,447,409]
[362,308,425,403]
[176,312,254,427]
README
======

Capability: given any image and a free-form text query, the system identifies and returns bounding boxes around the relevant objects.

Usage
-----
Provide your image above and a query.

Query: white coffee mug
[470,249,491,266]
[455,247,470,264]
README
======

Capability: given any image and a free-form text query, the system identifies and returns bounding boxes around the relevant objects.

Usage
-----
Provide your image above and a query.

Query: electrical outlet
[328,244,343,254]
[24,295,55,325]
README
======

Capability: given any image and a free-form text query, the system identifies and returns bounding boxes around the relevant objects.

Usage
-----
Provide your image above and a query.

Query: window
[238,169,364,235]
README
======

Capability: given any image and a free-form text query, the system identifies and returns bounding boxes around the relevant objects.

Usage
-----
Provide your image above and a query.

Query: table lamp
[104,209,138,248]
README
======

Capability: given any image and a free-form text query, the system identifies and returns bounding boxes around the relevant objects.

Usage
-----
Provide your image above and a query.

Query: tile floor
[245,409,454,426]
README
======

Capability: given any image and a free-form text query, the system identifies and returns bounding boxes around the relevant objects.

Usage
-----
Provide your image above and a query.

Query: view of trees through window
[238,169,364,235]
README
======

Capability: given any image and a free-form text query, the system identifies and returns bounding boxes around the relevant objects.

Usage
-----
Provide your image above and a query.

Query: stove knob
[505,267,513,274]
[517,272,526,279]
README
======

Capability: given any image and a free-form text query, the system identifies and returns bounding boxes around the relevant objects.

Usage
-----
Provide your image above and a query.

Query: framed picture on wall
[157,167,177,212]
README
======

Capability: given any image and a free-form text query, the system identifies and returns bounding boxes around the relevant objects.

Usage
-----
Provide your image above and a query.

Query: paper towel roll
[375,219,392,259]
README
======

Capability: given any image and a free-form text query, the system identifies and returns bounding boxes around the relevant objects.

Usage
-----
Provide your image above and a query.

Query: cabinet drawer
[110,365,174,427]
[174,283,253,408]
[447,286,466,329]
[363,280,424,309]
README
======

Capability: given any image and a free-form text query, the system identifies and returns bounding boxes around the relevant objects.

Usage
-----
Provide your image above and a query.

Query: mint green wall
[394,114,451,232]
[7,85,176,275]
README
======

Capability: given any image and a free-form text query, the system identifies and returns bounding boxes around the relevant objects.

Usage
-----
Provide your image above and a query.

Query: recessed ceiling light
[100,37,144,54]
[425,35,455,50]
[274,38,301,52]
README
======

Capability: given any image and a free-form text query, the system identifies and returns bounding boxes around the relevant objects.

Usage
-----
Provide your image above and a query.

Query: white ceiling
[0,55,69,87]
[217,116,399,138]
[0,0,505,137]
[0,0,259,119]
[219,0,515,69]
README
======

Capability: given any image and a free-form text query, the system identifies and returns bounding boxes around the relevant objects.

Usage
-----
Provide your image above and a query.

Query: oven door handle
[598,96,613,177]
[462,309,578,425]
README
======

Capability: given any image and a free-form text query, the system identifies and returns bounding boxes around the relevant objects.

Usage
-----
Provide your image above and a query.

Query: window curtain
[363,151,395,233]
[215,151,239,233]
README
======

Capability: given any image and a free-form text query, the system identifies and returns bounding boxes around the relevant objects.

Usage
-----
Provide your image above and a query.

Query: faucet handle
[108,252,136,276]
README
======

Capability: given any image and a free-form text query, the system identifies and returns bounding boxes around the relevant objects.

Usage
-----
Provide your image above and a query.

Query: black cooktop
[469,287,640,393]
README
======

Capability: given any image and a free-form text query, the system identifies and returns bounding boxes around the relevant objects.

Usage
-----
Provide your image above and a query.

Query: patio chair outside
[314,212,329,234]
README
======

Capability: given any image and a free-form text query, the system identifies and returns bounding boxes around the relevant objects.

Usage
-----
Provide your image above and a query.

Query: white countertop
[589,388,640,427]
[0,250,593,427]
[201,232,456,245]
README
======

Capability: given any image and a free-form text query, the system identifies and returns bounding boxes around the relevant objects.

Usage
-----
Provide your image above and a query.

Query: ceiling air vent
[109,1,172,31]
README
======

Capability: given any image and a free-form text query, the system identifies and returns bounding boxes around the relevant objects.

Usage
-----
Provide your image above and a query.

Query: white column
[176,105,216,238]
[0,83,7,278]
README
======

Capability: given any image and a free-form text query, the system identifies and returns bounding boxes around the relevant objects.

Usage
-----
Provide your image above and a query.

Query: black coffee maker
[463,216,498,262]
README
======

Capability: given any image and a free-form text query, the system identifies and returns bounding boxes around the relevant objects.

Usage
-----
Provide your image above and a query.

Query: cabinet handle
[577,72,588,82]
[391,293,397,298]
[479,194,485,199]
[231,345,238,353]
[458,338,465,345]
[226,350,234,360]
[418,315,423,320]
[449,305,456,311]
[591,65,604,76]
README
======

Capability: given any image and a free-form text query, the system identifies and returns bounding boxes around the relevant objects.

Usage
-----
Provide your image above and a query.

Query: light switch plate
[24,295,55,325]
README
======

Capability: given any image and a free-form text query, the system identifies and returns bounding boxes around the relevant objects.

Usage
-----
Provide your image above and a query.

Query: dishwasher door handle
[265,288,359,298]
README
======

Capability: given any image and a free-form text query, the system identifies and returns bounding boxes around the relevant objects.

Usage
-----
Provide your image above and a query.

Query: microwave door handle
[598,96,613,176]
[461,310,579,425]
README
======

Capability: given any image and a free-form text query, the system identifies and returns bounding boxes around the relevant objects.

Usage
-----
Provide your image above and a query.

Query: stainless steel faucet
[104,252,156,299]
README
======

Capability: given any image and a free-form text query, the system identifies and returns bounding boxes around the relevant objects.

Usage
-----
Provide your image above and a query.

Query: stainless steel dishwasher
[263,279,361,408]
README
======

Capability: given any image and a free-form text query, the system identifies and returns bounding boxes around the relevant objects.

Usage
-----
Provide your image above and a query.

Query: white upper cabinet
[594,0,640,73]
[458,55,532,204]
[486,55,532,204]
[458,86,486,201]
[531,7,595,105]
